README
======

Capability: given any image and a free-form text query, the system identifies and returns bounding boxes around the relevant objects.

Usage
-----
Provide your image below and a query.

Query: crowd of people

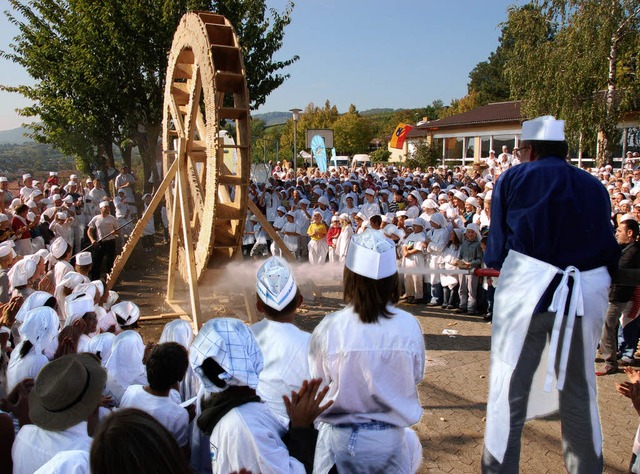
[2,126,640,473]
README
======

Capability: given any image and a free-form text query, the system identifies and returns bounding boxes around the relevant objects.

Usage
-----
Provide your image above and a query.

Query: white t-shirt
[119,384,189,447]
[209,402,305,474]
[12,422,92,474]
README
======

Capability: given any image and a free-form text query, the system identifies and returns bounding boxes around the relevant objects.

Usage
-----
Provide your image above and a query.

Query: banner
[390,123,413,149]
[311,135,327,172]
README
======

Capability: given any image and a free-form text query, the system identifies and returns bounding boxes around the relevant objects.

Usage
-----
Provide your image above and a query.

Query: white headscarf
[85,332,116,367]
[18,306,59,358]
[14,291,55,324]
[158,319,195,349]
[104,330,147,388]
[189,318,263,394]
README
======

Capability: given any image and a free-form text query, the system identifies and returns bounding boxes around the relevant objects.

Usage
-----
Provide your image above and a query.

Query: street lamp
[290,108,301,178]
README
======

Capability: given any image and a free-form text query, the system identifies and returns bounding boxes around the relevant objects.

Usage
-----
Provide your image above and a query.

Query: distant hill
[0,126,33,145]
[253,108,402,126]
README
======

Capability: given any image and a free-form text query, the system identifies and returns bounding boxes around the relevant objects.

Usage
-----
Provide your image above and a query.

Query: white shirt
[250,319,311,427]
[34,450,90,474]
[119,384,189,447]
[309,305,425,426]
[6,343,49,394]
[54,260,74,287]
[209,402,306,474]
[359,200,380,219]
[12,422,92,474]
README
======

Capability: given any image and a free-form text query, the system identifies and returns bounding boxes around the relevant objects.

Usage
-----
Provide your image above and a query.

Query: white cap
[339,213,349,221]
[364,188,376,196]
[52,194,62,201]
[86,178,92,183]
[31,189,42,197]
[63,195,74,203]
[396,210,407,218]
[0,177,7,183]
[421,198,438,210]
[412,217,427,228]
[256,256,298,311]
[99,201,110,209]
[49,171,58,176]
[521,115,565,141]
[0,245,12,258]
[50,236,68,259]
[27,212,36,222]
[22,173,32,181]
[76,251,92,266]
[111,301,140,327]
[70,174,78,180]
[331,215,340,222]
[345,229,397,280]
[466,197,480,209]
[56,212,67,220]
[317,196,330,207]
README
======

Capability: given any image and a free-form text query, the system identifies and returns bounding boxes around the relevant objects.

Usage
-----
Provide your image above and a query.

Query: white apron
[484,250,610,464]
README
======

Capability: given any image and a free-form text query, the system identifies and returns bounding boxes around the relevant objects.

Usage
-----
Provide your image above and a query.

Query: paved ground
[118,251,638,474]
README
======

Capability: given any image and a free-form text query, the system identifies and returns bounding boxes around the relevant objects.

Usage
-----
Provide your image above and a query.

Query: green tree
[2,0,298,190]
[406,140,441,169]
[333,104,375,155]
[370,148,391,163]
[279,100,339,160]
[503,1,640,165]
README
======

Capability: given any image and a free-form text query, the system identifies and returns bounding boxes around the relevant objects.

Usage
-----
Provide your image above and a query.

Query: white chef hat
[0,177,7,183]
[465,223,481,241]
[256,256,298,312]
[339,213,349,221]
[91,280,104,297]
[99,201,110,209]
[22,173,32,181]
[396,210,407,218]
[52,194,62,201]
[76,251,92,266]
[364,188,376,196]
[27,212,36,222]
[50,237,68,259]
[111,301,140,327]
[345,229,397,280]
[454,191,467,202]
[56,212,68,220]
[49,171,58,176]
[521,115,565,141]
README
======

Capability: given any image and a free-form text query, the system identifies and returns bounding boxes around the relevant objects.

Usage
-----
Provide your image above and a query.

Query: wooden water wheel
[106,11,252,327]
[163,11,251,282]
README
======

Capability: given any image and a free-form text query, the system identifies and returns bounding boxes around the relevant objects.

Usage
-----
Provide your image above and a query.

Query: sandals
[596,364,618,376]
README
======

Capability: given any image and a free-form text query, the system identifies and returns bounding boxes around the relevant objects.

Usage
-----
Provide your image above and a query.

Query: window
[444,137,463,159]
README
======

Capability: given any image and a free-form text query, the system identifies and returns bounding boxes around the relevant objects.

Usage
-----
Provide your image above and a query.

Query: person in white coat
[251,257,311,428]
[189,317,331,474]
[335,213,353,262]
[309,229,425,473]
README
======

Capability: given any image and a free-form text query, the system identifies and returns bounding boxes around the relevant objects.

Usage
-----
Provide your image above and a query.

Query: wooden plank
[169,95,185,138]
[166,174,181,300]
[247,199,296,264]
[177,156,203,329]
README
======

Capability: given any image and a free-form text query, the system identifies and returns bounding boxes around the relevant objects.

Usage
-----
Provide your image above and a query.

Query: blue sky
[0,0,524,131]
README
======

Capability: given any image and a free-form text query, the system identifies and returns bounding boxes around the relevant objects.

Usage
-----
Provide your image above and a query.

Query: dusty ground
[115,242,637,474]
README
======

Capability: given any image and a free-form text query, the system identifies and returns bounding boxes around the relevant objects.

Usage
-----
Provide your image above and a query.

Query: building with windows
[389,100,640,168]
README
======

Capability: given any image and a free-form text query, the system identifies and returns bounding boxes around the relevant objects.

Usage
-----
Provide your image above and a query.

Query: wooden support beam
[246,199,296,264]
[106,157,179,291]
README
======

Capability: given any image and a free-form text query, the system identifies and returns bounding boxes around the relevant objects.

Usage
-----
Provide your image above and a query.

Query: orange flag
[390,123,413,149]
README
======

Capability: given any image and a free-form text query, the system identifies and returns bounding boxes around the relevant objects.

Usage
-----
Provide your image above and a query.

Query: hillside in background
[0,142,76,176]
[0,126,33,145]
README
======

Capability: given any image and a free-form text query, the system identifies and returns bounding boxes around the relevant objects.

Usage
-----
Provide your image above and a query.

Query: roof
[409,101,523,136]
